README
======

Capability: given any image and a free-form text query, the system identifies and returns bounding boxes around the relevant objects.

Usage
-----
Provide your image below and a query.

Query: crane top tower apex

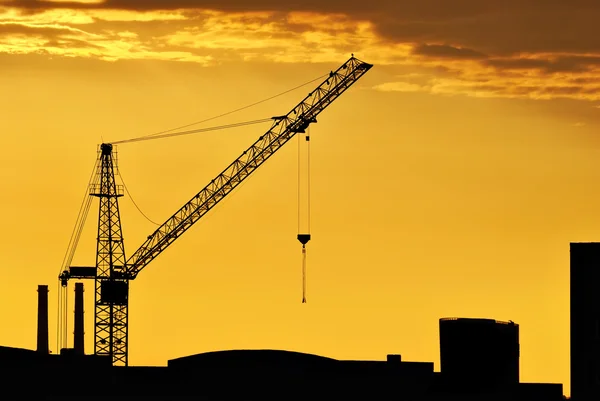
[101,143,113,155]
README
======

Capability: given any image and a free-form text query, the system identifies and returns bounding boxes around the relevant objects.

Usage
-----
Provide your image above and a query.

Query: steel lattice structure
[60,56,373,366]
[92,143,128,365]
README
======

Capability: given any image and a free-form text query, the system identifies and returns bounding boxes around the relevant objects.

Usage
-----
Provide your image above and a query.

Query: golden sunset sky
[2,0,600,396]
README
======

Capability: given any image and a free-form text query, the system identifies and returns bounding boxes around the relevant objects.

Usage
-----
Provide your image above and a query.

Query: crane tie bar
[113,118,272,144]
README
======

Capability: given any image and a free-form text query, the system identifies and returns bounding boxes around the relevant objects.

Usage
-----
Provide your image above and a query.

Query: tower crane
[58,56,373,366]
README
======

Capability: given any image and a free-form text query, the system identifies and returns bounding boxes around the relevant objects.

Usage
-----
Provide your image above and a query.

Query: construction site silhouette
[1,313,566,400]
[1,56,587,400]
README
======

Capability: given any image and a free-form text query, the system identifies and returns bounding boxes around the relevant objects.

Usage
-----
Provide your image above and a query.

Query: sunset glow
[2,1,599,397]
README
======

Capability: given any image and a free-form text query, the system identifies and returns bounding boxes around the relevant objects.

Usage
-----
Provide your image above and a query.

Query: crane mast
[92,143,128,365]
[59,56,373,366]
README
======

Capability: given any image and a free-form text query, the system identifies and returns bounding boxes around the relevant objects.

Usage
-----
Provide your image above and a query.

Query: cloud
[0,20,97,36]
[373,73,600,101]
[5,1,600,53]
[154,12,409,65]
[5,1,600,57]
[1,1,600,102]
[0,14,212,62]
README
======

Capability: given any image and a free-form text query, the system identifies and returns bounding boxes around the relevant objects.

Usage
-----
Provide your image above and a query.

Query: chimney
[74,282,84,355]
[36,285,49,354]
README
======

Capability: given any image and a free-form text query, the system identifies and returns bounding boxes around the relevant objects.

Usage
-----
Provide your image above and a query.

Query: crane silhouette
[58,56,373,366]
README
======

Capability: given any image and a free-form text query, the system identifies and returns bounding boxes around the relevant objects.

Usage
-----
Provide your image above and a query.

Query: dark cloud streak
[413,44,487,59]
[486,56,600,74]
[0,21,86,37]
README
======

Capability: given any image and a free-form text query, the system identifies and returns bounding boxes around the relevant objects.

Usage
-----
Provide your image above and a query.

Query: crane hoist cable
[297,127,311,303]
[57,156,98,353]
[58,157,99,276]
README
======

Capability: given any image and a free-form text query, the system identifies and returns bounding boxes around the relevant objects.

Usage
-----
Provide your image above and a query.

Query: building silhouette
[571,242,600,401]
[0,344,564,400]
[439,318,519,392]
[0,295,565,400]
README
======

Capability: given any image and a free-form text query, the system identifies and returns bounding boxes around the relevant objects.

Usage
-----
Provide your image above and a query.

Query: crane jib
[123,57,373,278]
[62,57,373,283]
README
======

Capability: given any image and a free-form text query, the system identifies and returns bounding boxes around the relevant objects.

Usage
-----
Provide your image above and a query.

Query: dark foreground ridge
[0,318,563,400]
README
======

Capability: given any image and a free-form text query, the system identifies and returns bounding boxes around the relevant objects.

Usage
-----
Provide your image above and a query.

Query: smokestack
[74,282,84,355]
[36,285,49,354]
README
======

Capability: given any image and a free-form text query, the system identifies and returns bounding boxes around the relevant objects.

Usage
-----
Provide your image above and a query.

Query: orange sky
[2,0,600,396]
